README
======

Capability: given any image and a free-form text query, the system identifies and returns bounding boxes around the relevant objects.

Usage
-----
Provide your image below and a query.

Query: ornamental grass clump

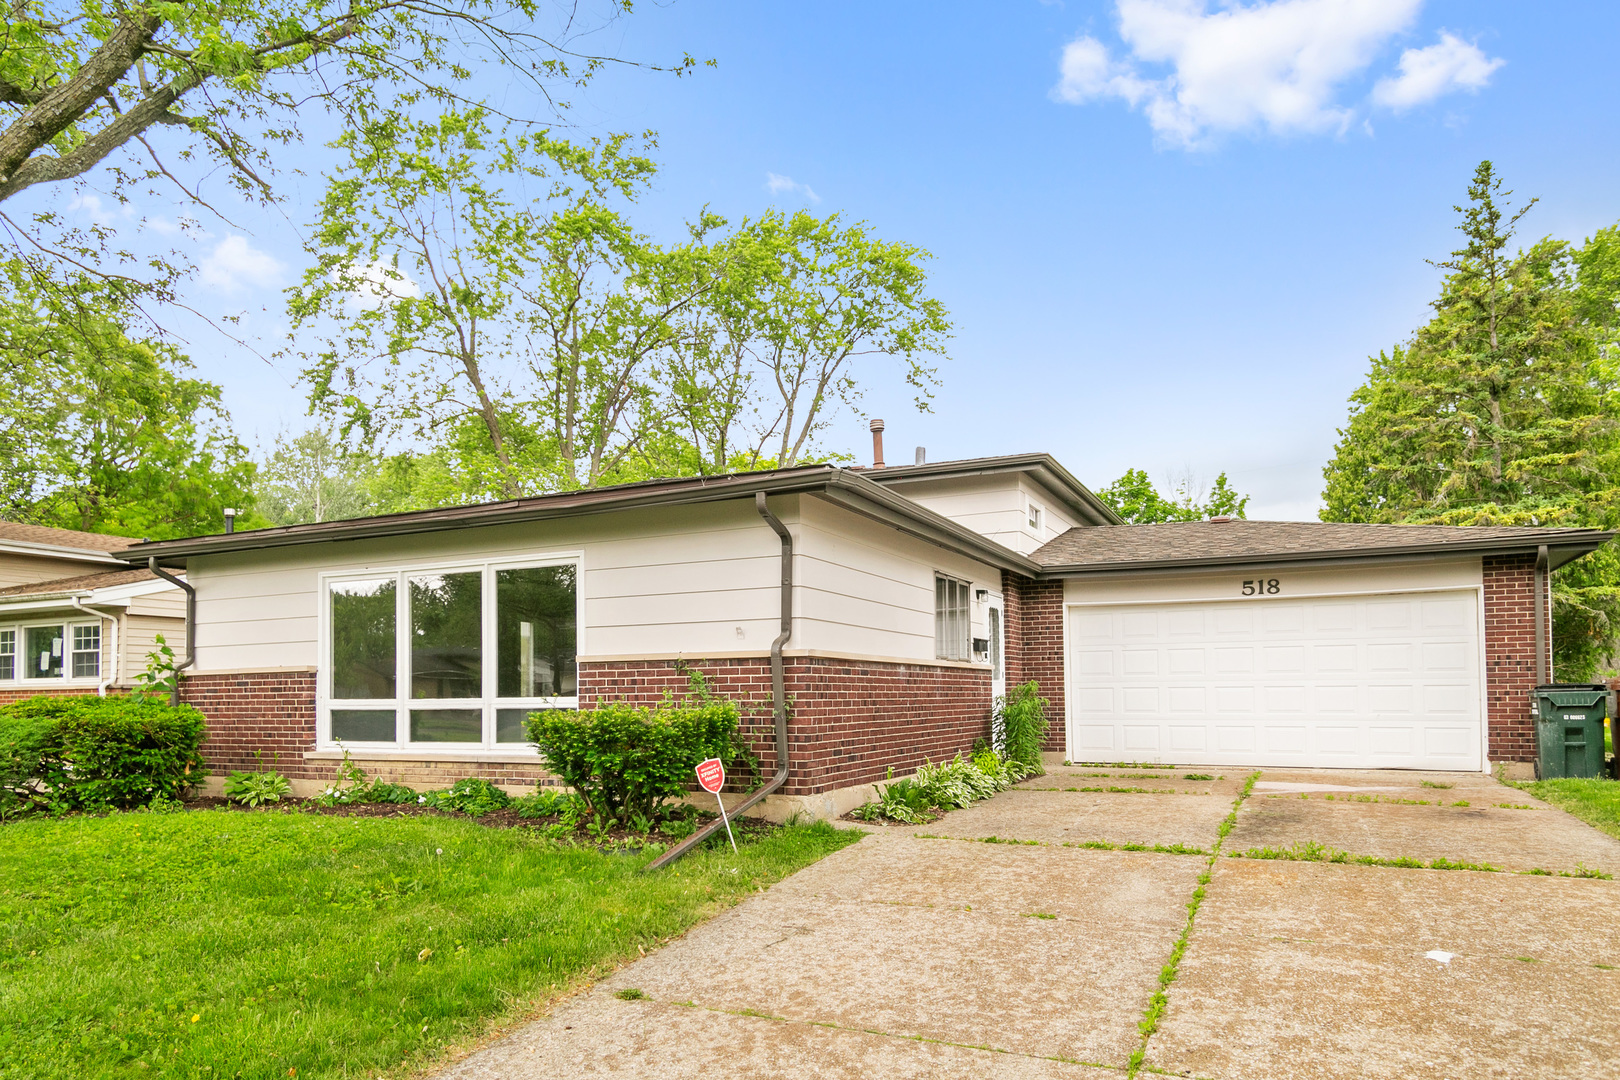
[0,694,206,817]
[527,701,747,825]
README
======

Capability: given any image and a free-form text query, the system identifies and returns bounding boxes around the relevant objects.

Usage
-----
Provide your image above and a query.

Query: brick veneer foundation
[1483,553,1548,764]
[0,685,105,705]
[1002,571,1066,754]
[581,655,992,796]
[174,655,990,797]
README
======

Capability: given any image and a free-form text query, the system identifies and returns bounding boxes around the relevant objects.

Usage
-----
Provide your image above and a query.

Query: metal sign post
[695,758,736,853]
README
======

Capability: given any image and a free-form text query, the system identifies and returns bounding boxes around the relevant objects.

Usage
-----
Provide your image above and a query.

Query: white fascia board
[0,596,131,615]
[0,576,181,613]
[0,539,127,565]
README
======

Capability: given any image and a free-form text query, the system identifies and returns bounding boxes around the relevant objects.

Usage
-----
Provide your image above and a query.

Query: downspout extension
[148,558,196,706]
[68,596,118,697]
[646,492,793,871]
[1534,545,1549,686]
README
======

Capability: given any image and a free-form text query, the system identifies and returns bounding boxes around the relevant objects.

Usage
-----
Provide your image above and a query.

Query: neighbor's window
[935,576,971,661]
[323,558,580,750]
[25,625,64,679]
[71,624,101,679]
[0,629,13,680]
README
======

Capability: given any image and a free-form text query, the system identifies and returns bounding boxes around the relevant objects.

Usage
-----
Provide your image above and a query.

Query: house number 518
[1242,579,1280,596]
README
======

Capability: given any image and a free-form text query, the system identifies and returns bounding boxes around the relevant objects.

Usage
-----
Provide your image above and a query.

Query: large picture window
[322,557,580,751]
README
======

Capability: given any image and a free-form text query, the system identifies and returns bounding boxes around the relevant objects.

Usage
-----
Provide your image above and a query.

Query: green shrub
[422,777,511,817]
[222,770,292,807]
[0,694,207,813]
[1000,681,1050,775]
[527,701,744,823]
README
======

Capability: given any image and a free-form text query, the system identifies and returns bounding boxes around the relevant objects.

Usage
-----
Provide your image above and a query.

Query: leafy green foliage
[131,634,179,701]
[254,427,375,526]
[0,274,260,537]
[288,109,949,503]
[422,778,511,818]
[1097,468,1249,524]
[222,771,292,808]
[1000,681,1051,776]
[1322,162,1620,678]
[0,694,207,814]
[850,749,1029,824]
[314,748,418,807]
[527,702,744,824]
[0,810,859,1078]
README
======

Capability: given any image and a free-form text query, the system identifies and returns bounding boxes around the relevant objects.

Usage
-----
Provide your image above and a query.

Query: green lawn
[1522,777,1620,842]
[0,809,860,1079]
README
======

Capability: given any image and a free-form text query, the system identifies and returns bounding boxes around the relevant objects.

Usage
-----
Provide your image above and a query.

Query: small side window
[934,576,971,661]
[0,629,14,681]
[1027,502,1044,531]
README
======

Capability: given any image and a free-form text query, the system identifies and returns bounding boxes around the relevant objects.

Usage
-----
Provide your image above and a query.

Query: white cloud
[765,172,821,204]
[336,260,422,311]
[199,235,285,294]
[1054,0,1468,148]
[1371,31,1503,111]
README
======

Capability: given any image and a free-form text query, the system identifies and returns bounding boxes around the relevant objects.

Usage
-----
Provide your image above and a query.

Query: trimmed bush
[527,701,743,823]
[0,695,208,815]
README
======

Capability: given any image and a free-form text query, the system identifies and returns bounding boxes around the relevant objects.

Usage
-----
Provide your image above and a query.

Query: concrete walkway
[437,767,1620,1079]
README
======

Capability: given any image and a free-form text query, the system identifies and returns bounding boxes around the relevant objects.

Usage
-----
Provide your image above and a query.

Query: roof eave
[1036,532,1615,577]
[0,539,128,564]
[864,454,1124,526]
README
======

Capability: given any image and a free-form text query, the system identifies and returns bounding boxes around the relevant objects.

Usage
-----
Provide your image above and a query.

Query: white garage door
[1067,590,1483,771]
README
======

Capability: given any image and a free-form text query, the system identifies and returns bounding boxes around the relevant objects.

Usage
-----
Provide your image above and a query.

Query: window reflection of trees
[498,565,576,698]
[410,572,483,699]
[331,579,396,698]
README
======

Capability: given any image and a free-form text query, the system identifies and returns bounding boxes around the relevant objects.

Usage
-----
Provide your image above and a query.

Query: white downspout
[69,596,119,696]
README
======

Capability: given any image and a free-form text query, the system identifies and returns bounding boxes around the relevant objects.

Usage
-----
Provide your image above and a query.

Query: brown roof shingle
[0,568,163,599]
[0,520,140,553]
[1032,519,1613,571]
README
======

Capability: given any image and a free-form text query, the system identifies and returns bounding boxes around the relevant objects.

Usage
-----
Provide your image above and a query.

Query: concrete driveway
[437,767,1620,1079]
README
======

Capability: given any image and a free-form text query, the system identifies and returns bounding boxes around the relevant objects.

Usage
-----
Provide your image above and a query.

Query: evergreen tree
[1322,162,1620,677]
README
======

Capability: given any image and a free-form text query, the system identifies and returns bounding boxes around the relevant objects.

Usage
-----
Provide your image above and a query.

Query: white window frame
[934,574,972,662]
[317,551,584,754]
[1027,500,1044,532]
[0,618,102,685]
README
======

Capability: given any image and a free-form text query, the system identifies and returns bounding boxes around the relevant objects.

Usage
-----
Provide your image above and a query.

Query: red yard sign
[696,758,726,794]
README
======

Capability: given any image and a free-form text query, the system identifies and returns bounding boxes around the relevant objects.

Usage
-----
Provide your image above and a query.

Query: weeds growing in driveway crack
[1126,771,1258,1078]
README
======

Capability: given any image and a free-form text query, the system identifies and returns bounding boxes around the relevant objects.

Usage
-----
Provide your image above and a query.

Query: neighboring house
[0,522,189,703]
[117,443,1610,812]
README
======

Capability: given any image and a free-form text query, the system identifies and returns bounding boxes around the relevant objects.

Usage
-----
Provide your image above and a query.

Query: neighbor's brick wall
[582,655,992,795]
[1003,571,1066,754]
[1483,553,1547,763]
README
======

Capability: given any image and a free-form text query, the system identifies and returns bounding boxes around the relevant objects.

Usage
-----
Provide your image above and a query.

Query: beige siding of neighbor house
[186,498,802,673]
[122,612,187,684]
[875,473,1079,555]
[792,496,1001,661]
[0,552,116,589]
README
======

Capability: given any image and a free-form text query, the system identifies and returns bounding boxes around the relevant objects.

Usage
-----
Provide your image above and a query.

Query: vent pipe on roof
[869,418,885,468]
[915,446,926,466]
[222,508,237,534]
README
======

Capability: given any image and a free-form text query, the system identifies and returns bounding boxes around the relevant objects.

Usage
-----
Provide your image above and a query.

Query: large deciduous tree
[0,272,259,537]
[1097,468,1249,524]
[287,118,950,501]
[1322,161,1620,678]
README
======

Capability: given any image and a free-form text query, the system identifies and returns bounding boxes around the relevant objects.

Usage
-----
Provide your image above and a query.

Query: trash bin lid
[1538,690,1607,707]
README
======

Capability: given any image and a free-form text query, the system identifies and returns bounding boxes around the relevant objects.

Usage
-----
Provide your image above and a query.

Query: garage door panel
[1068,590,1481,771]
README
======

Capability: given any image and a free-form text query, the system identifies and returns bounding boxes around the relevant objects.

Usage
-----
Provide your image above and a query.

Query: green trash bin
[1534,684,1608,780]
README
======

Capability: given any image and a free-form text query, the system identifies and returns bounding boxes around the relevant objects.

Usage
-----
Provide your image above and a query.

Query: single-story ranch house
[117,446,1611,815]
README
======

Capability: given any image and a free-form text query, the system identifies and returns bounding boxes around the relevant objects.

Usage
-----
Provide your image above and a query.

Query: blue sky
[98,0,1620,520]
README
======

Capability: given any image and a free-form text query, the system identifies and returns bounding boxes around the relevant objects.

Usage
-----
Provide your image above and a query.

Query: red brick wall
[171,655,989,796]
[1002,571,1066,754]
[583,655,992,795]
[1483,553,1547,763]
